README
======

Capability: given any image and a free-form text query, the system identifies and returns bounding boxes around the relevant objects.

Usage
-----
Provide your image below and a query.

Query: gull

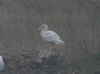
[0,56,5,72]
[39,24,64,45]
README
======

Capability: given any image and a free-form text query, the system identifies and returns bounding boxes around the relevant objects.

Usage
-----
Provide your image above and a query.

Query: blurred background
[0,0,100,74]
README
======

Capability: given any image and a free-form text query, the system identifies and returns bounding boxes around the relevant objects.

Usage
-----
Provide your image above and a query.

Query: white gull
[39,24,64,45]
[0,56,4,72]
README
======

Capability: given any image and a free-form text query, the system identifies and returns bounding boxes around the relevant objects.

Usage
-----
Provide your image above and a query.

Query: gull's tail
[55,39,64,45]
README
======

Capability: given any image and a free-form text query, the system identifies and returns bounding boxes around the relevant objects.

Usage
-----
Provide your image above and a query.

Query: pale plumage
[39,24,64,45]
[0,56,4,71]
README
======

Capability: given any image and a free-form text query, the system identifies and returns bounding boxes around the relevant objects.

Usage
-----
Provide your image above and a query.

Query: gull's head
[38,24,48,31]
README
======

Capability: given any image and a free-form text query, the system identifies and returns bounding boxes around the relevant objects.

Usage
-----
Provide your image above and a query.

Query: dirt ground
[0,0,100,74]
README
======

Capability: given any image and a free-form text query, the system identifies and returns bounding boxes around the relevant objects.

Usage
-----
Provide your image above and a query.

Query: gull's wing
[41,30,61,42]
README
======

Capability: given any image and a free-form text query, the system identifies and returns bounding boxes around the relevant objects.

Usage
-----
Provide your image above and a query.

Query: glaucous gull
[39,24,64,45]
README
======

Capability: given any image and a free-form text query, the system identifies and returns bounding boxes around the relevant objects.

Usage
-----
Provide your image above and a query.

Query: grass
[0,0,100,74]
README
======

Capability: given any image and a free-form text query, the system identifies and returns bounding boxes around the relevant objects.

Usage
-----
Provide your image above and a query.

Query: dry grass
[0,0,100,74]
